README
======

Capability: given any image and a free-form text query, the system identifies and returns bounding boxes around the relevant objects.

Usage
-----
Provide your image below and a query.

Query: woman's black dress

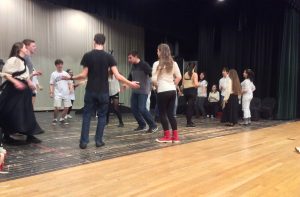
[221,94,239,124]
[0,58,43,136]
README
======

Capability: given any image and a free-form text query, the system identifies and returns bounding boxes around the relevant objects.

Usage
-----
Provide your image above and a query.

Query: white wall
[0,0,144,110]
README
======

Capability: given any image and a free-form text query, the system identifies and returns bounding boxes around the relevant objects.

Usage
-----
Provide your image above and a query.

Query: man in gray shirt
[127,51,158,133]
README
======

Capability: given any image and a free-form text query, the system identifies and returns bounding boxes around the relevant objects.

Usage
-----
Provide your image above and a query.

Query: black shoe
[118,123,124,127]
[186,123,196,127]
[146,126,158,133]
[26,135,42,144]
[79,143,87,149]
[3,135,26,145]
[134,125,146,131]
[96,141,105,147]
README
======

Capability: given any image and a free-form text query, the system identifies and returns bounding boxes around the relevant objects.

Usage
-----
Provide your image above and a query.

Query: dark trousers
[184,89,197,124]
[157,91,177,131]
[131,92,156,128]
[106,94,123,124]
[196,97,207,117]
[80,91,109,144]
[207,102,219,117]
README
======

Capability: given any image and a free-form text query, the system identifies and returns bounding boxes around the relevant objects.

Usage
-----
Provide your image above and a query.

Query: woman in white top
[152,44,182,143]
[241,69,256,125]
[107,68,124,127]
[221,69,242,126]
[0,42,43,145]
[207,84,220,118]
[196,72,208,118]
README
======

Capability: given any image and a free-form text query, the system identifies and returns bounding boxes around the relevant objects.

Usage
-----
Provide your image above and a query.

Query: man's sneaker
[134,125,146,131]
[147,126,158,133]
[66,115,72,119]
[79,143,87,149]
[156,130,172,143]
[186,123,196,127]
[52,119,58,125]
[295,147,300,153]
[26,135,42,144]
[59,118,69,125]
[96,141,105,148]
[118,122,124,127]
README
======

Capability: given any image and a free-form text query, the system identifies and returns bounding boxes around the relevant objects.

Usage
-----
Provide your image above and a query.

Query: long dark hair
[185,63,196,79]
[9,42,24,58]
[244,69,255,82]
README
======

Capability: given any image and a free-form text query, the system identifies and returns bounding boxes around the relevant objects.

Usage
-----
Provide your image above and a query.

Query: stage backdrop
[0,0,144,110]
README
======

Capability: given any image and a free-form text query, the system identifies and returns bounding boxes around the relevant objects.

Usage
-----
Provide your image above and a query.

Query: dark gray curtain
[277,9,300,119]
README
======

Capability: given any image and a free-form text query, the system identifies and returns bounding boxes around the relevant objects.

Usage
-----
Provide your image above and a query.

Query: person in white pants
[241,69,256,125]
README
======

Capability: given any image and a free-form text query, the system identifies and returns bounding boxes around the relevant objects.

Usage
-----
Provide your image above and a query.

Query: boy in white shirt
[219,67,230,103]
[50,59,73,125]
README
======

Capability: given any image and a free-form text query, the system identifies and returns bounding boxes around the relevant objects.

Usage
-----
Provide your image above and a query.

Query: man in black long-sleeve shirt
[127,51,158,133]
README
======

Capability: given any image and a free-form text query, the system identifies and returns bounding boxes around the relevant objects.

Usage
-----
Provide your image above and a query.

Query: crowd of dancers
[0,33,256,152]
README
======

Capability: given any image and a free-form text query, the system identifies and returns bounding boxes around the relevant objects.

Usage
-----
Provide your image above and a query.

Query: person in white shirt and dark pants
[152,44,182,143]
[196,72,208,118]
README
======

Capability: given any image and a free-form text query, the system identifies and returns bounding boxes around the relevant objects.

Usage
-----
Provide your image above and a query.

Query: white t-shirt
[219,76,230,96]
[152,61,181,93]
[50,70,71,100]
[241,79,256,98]
[69,80,76,101]
[108,75,120,96]
[197,80,208,97]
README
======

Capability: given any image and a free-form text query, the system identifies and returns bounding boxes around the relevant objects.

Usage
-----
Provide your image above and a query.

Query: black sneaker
[134,125,146,131]
[26,135,42,144]
[96,141,105,148]
[79,143,87,149]
[146,126,159,133]
[118,122,124,127]
[186,123,196,127]
[3,135,27,145]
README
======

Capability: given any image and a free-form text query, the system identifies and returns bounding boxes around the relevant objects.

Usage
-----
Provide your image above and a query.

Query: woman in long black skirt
[0,42,43,145]
[221,69,242,126]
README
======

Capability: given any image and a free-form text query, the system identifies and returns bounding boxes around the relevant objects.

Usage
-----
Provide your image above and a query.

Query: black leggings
[184,92,197,124]
[107,94,123,124]
[157,91,177,131]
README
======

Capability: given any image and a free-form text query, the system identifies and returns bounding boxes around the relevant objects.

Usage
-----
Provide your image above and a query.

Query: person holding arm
[63,33,139,149]
[0,42,44,145]
[152,44,182,143]
[182,63,199,127]
[221,69,242,126]
[240,69,256,125]
[196,72,208,118]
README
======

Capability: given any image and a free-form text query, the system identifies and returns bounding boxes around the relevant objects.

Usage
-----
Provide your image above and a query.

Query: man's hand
[61,75,71,80]
[129,81,140,89]
[27,80,36,91]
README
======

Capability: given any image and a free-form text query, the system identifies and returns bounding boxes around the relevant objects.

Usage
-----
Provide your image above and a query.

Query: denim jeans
[131,92,156,128]
[80,90,109,145]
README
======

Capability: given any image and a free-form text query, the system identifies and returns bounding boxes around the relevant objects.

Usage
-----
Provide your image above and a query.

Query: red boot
[172,130,180,143]
[156,130,172,143]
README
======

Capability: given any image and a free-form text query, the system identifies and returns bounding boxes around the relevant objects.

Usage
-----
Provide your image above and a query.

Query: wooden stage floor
[0,113,299,196]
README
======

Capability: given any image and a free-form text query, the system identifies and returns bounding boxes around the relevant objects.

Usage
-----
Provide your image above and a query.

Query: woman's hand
[14,80,26,90]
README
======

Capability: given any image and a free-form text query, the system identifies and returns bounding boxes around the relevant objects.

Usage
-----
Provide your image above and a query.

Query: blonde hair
[156,43,173,74]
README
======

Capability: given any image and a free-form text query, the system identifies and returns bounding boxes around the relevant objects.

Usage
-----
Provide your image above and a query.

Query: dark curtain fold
[197,8,283,100]
[277,9,300,119]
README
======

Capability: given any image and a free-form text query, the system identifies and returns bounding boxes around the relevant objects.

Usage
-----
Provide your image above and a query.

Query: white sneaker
[66,115,72,119]
[295,147,300,153]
